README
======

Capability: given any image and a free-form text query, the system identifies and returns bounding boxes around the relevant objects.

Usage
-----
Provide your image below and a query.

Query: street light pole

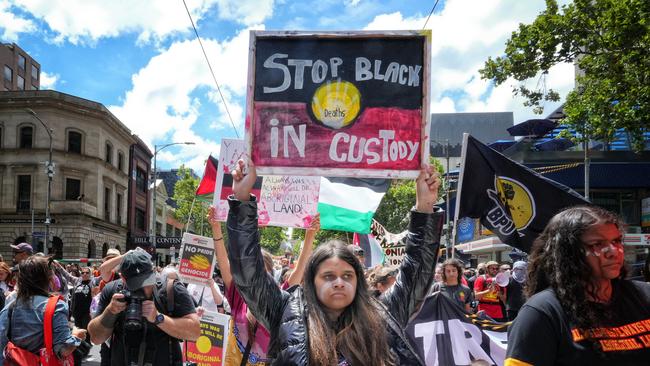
[26,109,53,256]
[151,142,195,256]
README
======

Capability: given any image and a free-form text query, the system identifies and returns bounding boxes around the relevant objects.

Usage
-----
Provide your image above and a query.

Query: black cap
[120,250,156,290]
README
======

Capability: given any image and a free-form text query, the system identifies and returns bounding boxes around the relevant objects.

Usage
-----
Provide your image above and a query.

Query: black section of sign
[254,36,424,109]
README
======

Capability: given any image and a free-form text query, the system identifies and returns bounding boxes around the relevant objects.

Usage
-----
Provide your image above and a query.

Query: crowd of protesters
[1,158,649,365]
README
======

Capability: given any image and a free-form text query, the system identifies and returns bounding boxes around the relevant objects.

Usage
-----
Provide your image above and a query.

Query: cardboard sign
[370,219,407,266]
[246,30,431,179]
[178,233,215,285]
[185,311,230,366]
[213,139,320,228]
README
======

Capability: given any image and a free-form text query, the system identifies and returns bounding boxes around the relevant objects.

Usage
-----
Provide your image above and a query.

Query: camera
[118,289,147,332]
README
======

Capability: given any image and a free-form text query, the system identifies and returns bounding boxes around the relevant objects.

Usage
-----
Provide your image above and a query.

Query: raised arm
[207,209,232,290]
[226,159,288,332]
[286,214,319,287]
[380,164,444,327]
[99,254,123,282]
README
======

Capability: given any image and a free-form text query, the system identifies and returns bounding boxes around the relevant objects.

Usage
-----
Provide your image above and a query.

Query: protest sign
[185,311,230,366]
[406,292,508,366]
[178,233,215,285]
[213,139,320,228]
[246,30,431,179]
[370,219,407,266]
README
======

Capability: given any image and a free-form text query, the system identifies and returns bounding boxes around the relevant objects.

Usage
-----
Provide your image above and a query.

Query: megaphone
[495,270,510,287]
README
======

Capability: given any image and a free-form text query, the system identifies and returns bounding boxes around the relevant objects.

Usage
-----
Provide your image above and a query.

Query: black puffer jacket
[227,197,443,365]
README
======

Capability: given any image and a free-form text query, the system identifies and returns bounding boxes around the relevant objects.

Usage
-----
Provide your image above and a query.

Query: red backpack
[4,295,75,366]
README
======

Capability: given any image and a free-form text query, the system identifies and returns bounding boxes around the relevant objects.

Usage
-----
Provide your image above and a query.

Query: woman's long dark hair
[526,205,625,330]
[304,240,393,366]
[16,256,51,303]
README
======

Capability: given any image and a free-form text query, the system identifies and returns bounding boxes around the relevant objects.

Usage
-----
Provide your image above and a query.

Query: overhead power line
[182,0,240,138]
[422,0,441,29]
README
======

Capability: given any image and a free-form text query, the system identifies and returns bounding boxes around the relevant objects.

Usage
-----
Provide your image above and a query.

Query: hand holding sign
[415,163,440,213]
[232,159,257,201]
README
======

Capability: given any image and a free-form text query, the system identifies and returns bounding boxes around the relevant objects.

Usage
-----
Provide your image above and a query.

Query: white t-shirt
[187,283,229,313]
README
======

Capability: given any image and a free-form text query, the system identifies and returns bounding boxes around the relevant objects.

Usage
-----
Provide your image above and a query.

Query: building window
[3,65,11,83]
[18,55,25,71]
[17,75,24,90]
[19,126,33,148]
[156,222,162,236]
[118,152,124,172]
[175,228,181,237]
[67,131,82,153]
[136,168,147,193]
[17,175,31,211]
[105,142,112,164]
[31,64,39,81]
[65,178,81,200]
[166,224,173,236]
[136,209,146,231]
[116,193,123,224]
[104,187,111,221]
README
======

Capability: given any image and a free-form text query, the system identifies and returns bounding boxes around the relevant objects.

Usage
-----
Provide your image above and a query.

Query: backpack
[4,296,75,366]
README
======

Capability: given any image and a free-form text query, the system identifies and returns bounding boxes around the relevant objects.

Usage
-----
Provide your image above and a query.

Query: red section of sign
[185,342,223,365]
[251,102,421,170]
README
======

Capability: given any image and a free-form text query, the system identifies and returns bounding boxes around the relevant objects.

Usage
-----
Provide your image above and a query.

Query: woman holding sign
[226,159,443,365]
[208,206,319,366]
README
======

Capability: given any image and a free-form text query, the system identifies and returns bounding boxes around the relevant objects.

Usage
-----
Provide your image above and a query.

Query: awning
[507,119,557,137]
[534,137,576,151]
[454,237,510,253]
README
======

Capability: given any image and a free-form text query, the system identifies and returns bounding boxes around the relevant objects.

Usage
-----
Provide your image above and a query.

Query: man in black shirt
[88,249,200,365]
[504,261,526,321]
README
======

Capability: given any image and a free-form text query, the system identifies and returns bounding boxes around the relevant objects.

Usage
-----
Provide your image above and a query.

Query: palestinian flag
[318,177,389,233]
[195,155,219,202]
[352,232,385,268]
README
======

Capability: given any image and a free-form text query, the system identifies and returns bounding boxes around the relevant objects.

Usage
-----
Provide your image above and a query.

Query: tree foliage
[480,0,650,150]
[172,166,211,236]
[259,226,287,255]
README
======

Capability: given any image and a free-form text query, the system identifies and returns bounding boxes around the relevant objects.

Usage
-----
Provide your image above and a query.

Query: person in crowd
[87,249,200,365]
[69,266,94,365]
[504,261,527,321]
[0,256,86,364]
[367,265,398,297]
[0,261,14,295]
[467,263,484,290]
[499,263,511,273]
[431,258,473,313]
[225,159,442,365]
[347,245,366,268]
[11,242,33,265]
[474,260,507,321]
[434,263,444,284]
[188,275,230,315]
[207,207,318,365]
[97,248,122,290]
[506,206,650,365]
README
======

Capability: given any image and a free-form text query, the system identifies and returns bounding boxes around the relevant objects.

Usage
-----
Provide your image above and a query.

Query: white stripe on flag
[319,177,385,213]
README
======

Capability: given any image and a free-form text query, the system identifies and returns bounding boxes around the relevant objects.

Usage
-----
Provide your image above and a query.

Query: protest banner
[246,30,431,179]
[406,292,508,366]
[185,311,230,366]
[178,233,215,285]
[370,219,407,266]
[213,139,320,228]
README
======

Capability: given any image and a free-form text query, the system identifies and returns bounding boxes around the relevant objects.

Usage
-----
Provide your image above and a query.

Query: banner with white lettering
[184,310,230,366]
[178,233,216,285]
[246,30,431,179]
[370,219,407,266]
[214,139,320,228]
[406,292,508,366]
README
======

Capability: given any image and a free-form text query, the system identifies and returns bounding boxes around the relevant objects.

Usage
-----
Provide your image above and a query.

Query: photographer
[87,249,200,365]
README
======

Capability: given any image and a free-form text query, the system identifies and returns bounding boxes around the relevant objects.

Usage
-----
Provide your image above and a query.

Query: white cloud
[364,0,576,125]
[214,0,275,26]
[39,70,59,89]
[8,0,234,45]
[109,26,257,174]
[0,0,36,41]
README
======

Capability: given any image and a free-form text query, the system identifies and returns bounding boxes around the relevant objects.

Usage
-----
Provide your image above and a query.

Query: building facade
[0,90,138,259]
[126,135,153,254]
[1,43,40,91]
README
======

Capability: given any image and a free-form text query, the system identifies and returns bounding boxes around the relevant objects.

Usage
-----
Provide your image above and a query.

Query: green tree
[480,0,650,150]
[172,166,210,236]
[259,226,287,254]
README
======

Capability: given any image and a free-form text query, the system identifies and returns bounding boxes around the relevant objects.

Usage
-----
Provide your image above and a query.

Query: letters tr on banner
[245,31,432,179]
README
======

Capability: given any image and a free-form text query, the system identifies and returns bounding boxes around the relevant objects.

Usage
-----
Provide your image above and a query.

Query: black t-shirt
[96,279,196,366]
[506,280,650,366]
[431,282,473,311]
[72,279,93,317]
[505,279,525,312]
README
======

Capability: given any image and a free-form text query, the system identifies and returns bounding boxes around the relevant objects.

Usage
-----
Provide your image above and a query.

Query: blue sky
[1,0,574,173]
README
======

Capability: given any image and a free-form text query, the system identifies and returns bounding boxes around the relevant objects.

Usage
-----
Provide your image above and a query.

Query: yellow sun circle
[311,80,361,129]
[495,177,535,230]
[196,335,212,353]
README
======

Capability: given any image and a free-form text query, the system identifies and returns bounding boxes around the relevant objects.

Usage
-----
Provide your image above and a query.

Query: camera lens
[124,298,143,332]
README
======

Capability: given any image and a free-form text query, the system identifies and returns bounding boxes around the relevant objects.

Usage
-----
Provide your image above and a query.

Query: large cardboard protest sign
[185,311,230,366]
[178,233,216,285]
[406,293,508,366]
[213,139,320,228]
[246,31,431,179]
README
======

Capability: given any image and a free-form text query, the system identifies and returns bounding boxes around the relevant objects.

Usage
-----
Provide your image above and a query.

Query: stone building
[0,90,143,260]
